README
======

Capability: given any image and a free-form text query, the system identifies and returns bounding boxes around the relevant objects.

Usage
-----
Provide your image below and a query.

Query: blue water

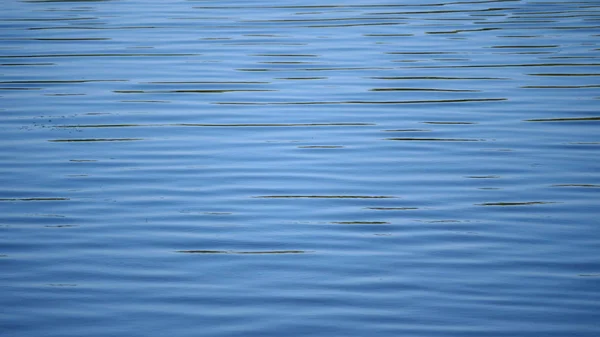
[1,0,600,336]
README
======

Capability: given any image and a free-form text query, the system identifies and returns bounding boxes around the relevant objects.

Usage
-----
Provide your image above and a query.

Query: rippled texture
[1,0,600,336]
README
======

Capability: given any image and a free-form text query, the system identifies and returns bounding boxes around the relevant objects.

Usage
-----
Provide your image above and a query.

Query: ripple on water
[1,0,600,337]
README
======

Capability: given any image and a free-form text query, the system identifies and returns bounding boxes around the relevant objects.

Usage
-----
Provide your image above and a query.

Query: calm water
[1,0,600,336]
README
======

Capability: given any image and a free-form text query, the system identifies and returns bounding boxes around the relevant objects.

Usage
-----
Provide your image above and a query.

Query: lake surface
[1,0,600,336]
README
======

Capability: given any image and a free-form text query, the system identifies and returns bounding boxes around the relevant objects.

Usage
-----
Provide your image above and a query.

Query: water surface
[1,0,600,336]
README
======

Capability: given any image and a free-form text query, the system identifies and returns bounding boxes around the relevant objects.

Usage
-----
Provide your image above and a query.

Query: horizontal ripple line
[254,195,396,199]
[0,53,199,58]
[521,85,600,89]
[1,63,54,66]
[31,38,111,41]
[477,201,558,206]
[143,81,270,84]
[242,18,404,23]
[216,98,507,105]
[370,88,480,92]
[366,207,419,210]
[426,27,501,34]
[192,3,518,9]
[275,77,327,80]
[525,117,600,122]
[237,67,392,71]
[385,138,484,141]
[364,33,413,37]
[369,76,508,80]
[56,123,375,128]
[490,45,559,48]
[0,87,41,90]
[528,73,600,76]
[0,198,69,202]
[48,138,143,142]
[297,145,344,148]
[27,26,164,30]
[176,250,309,254]
[304,23,403,28]
[0,80,127,84]
[402,63,600,69]
[6,17,98,21]
[368,8,516,15]
[252,54,318,57]
[331,221,390,224]
[386,52,458,55]
[423,122,477,125]
[114,89,276,94]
